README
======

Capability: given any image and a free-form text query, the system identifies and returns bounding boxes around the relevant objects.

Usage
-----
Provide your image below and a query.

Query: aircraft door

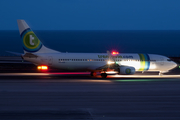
[48,56,53,65]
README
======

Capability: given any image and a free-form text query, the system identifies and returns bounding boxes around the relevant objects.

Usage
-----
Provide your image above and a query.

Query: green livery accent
[21,29,42,52]
[125,68,131,74]
[138,54,150,71]
[23,31,40,49]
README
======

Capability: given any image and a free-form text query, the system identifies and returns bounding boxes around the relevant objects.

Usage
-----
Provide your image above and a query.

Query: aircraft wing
[96,51,120,70]
[96,63,119,70]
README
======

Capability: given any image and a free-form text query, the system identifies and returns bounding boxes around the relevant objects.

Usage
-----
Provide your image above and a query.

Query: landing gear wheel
[159,72,163,76]
[101,73,107,78]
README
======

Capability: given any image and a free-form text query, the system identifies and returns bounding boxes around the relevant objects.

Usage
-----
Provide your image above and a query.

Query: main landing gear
[90,72,107,78]
[101,73,107,78]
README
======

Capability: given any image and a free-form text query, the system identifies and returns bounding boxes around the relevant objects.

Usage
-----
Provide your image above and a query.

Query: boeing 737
[17,20,177,78]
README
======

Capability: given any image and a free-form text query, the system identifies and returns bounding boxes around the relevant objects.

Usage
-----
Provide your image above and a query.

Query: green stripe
[139,54,143,71]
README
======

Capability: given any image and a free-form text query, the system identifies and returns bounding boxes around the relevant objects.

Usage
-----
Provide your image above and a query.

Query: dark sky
[0,0,180,30]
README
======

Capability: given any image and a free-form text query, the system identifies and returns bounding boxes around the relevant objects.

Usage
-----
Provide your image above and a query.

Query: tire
[101,73,107,78]
[90,72,94,76]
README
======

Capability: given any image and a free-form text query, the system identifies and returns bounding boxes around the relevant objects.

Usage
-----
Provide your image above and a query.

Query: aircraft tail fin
[17,20,59,54]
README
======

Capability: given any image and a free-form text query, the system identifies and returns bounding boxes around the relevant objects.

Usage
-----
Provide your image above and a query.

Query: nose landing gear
[159,71,163,76]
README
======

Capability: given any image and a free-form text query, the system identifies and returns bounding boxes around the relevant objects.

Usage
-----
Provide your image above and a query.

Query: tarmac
[0,73,180,119]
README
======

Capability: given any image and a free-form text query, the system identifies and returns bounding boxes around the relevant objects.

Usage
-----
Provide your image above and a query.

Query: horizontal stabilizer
[6,51,23,56]
[23,53,38,58]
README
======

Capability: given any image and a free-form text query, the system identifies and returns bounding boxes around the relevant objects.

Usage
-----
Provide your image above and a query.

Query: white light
[108,61,115,64]
[106,71,118,74]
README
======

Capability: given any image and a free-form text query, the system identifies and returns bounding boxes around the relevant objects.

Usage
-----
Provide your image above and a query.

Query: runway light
[115,79,153,82]
[37,65,48,70]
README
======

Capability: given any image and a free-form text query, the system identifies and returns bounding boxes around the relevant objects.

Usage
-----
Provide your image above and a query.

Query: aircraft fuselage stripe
[138,54,150,71]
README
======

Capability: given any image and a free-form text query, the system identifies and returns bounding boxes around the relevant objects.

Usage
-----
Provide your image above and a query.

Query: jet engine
[119,66,135,75]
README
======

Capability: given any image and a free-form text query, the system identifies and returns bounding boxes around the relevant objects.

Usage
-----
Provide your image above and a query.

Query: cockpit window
[167,59,172,61]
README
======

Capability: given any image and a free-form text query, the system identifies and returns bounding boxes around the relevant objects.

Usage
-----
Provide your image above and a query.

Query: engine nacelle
[119,66,135,75]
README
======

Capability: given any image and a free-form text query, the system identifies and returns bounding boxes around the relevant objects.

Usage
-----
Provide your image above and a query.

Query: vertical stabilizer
[17,20,59,54]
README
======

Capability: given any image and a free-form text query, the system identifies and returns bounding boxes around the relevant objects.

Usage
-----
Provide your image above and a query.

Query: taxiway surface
[0,73,180,120]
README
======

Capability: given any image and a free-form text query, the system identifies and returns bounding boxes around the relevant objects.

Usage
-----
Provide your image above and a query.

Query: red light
[42,66,48,70]
[37,65,48,70]
[112,51,119,55]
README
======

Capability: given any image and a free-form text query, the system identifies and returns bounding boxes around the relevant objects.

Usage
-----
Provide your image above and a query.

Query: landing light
[37,65,48,70]
[108,61,115,64]
[106,71,118,74]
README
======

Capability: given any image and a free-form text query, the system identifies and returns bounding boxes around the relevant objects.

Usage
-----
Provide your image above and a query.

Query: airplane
[17,20,177,78]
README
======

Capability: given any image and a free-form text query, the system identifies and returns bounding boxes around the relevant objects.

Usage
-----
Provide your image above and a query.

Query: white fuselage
[23,53,177,73]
